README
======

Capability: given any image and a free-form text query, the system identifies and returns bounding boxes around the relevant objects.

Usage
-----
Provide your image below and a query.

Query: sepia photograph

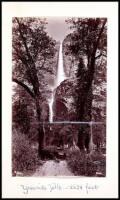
[12,17,107,177]
[2,1,118,198]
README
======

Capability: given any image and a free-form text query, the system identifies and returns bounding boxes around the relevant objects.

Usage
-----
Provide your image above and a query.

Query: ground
[33,160,74,176]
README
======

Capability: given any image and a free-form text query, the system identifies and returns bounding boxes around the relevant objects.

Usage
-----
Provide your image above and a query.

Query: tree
[12,17,56,156]
[12,83,39,142]
[12,94,30,135]
[66,18,107,151]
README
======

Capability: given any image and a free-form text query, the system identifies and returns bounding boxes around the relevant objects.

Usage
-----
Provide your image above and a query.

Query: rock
[96,172,104,177]
[63,34,78,78]
[52,75,93,122]
[14,171,23,176]
[53,78,77,121]
[57,151,66,159]
[93,161,101,165]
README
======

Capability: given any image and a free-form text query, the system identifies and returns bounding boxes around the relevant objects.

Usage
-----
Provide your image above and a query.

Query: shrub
[12,129,40,175]
[89,150,105,161]
[89,150,106,176]
[41,145,59,160]
[45,145,58,153]
[67,149,97,176]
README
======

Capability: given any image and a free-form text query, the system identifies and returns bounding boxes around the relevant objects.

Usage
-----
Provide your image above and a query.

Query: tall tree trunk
[38,125,44,156]
[77,59,95,152]
[35,97,44,156]
[77,87,93,152]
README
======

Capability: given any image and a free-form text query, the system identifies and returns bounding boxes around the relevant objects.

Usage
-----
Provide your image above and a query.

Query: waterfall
[48,41,66,123]
[56,42,66,86]
[49,87,54,123]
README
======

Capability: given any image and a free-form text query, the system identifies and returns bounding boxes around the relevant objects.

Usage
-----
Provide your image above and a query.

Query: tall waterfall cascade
[49,42,66,123]
[56,42,67,86]
[49,88,54,123]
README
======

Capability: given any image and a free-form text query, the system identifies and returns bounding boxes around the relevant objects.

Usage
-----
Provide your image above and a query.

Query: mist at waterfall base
[48,42,67,123]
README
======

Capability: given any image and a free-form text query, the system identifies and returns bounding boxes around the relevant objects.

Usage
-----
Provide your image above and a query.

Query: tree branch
[15,17,34,64]
[13,46,37,88]
[12,78,35,98]
[95,52,107,60]
[95,53,103,59]
[94,19,107,54]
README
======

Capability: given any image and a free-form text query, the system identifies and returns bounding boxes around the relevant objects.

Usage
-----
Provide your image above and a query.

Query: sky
[46,17,70,41]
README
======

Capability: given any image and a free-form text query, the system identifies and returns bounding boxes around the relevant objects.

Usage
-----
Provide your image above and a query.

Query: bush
[67,149,106,177]
[67,150,97,176]
[45,145,58,153]
[89,150,105,161]
[12,129,40,175]
[41,145,59,160]
[89,150,106,176]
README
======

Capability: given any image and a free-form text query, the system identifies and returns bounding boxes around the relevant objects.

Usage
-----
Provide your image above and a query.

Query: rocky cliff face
[63,34,78,78]
[52,76,93,122]
[53,78,77,121]
[52,75,106,123]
